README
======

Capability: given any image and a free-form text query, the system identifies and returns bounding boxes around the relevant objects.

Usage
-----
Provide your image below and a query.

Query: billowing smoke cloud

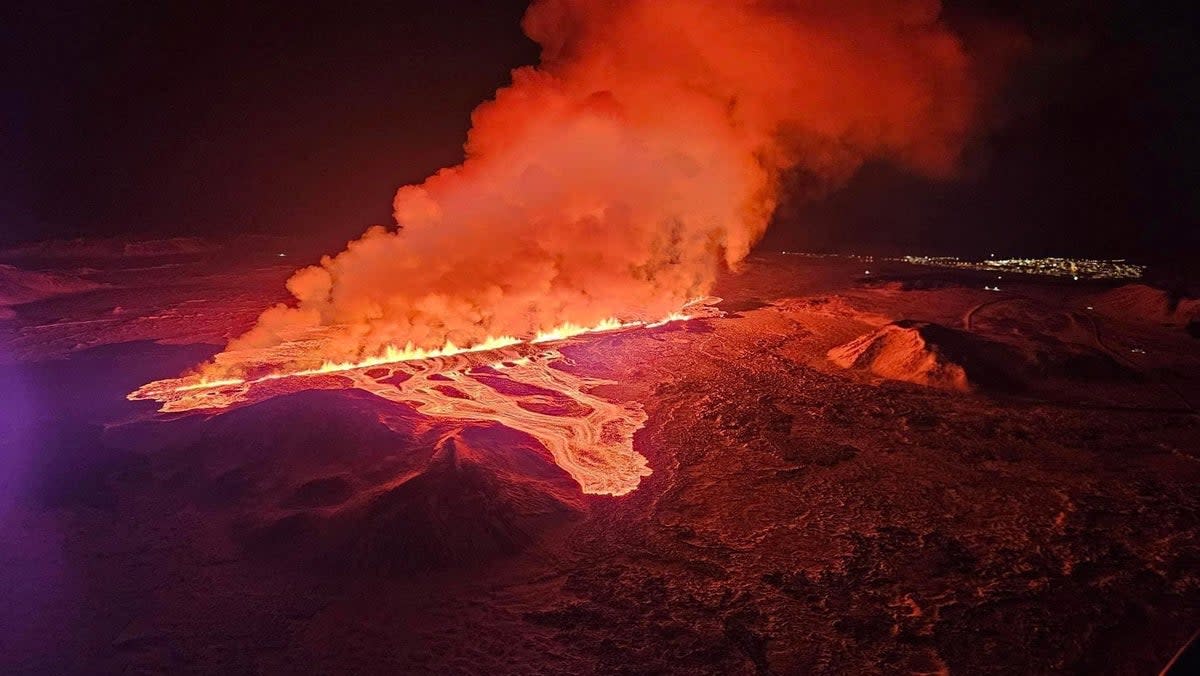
[209,0,991,377]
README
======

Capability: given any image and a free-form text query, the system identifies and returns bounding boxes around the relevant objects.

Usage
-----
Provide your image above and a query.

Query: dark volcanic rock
[331,429,582,574]
[283,475,354,508]
[7,254,1199,675]
[107,389,586,575]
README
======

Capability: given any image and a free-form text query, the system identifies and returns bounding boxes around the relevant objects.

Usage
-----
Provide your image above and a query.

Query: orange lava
[129,300,720,495]
[349,350,651,496]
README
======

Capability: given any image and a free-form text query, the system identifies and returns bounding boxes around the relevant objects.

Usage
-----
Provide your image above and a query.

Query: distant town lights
[774,252,1144,281]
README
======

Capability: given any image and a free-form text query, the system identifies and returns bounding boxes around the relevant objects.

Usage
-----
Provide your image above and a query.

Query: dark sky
[4,0,1197,261]
[770,0,1200,261]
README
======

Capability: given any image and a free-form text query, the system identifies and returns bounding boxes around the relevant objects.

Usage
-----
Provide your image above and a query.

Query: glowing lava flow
[129,300,719,495]
[347,350,650,496]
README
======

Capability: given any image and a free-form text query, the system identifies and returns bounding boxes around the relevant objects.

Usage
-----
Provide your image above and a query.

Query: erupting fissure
[131,0,1003,495]
[137,303,704,399]
[130,304,717,495]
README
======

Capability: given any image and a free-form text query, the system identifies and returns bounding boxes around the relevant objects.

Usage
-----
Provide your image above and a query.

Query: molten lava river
[130,300,721,496]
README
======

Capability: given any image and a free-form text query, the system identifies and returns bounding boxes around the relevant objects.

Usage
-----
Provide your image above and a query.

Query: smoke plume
[209,0,991,377]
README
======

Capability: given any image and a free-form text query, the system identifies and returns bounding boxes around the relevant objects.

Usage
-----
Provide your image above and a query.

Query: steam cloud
[210,0,993,377]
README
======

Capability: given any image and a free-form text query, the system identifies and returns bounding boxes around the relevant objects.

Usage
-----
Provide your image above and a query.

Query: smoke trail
[207,0,991,377]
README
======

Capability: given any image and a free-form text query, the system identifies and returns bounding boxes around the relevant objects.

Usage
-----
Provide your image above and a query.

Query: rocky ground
[1,246,1197,674]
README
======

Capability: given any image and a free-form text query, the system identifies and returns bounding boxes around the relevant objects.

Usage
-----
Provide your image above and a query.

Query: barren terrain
[2,244,1197,674]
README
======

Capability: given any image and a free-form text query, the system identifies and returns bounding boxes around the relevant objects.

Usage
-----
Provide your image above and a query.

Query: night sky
[4,0,1197,261]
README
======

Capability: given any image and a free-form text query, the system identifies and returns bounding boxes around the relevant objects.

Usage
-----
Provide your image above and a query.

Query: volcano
[8,0,1199,670]
[2,243,1198,674]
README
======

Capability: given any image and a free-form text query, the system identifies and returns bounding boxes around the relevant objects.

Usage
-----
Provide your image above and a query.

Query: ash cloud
[212,0,999,375]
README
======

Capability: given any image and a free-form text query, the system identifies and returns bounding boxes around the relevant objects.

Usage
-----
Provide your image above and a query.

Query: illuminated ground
[2,242,1197,674]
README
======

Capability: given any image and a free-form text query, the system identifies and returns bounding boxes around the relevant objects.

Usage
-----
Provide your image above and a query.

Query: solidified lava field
[2,243,1198,674]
